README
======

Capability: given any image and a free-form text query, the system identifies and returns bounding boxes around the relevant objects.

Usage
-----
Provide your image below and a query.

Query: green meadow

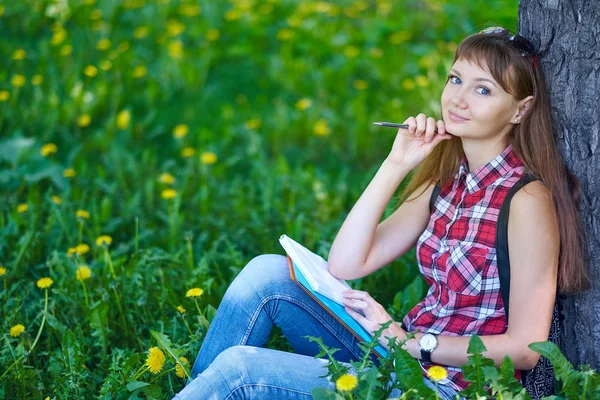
[0,0,518,398]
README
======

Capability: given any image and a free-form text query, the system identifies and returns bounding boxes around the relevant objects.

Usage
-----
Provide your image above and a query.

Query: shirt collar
[456,144,522,194]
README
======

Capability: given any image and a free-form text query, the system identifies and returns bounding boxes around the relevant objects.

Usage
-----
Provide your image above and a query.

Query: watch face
[420,334,437,351]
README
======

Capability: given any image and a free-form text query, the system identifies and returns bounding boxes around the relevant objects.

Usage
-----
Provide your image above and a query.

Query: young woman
[174,27,590,400]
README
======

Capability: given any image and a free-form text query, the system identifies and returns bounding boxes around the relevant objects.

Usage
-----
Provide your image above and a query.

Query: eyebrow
[450,69,497,88]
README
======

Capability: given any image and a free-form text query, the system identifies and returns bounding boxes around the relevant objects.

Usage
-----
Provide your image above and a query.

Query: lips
[448,110,469,121]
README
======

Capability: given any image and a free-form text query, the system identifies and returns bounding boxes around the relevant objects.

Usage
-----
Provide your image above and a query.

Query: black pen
[372,121,439,132]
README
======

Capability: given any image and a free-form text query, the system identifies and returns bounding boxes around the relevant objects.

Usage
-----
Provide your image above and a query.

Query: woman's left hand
[342,289,405,343]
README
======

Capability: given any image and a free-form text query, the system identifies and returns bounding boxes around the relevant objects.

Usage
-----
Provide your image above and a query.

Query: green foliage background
[0,0,518,398]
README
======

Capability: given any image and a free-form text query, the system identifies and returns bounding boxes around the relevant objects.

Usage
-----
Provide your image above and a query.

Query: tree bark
[519,0,600,369]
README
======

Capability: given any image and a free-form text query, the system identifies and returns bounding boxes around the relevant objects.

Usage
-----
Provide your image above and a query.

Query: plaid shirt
[402,143,525,391]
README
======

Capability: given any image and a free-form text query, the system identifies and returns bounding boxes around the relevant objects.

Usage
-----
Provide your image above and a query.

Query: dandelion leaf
[393,345,434,395]
[312,387,346,400]
[459,335,495,399]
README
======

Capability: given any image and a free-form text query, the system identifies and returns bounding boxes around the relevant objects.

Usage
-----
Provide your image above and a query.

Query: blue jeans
[174,254,461,399]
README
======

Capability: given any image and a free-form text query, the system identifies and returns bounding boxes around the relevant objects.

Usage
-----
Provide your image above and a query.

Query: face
[441,58,529,141]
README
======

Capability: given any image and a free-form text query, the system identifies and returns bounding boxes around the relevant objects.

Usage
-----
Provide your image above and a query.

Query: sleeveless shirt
[402,143,526,391]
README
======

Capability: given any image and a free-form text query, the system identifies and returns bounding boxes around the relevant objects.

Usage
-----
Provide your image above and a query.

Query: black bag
[429,173,560,398]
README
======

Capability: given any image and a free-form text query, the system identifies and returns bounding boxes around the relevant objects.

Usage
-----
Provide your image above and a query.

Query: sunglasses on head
[480,27,536,57]
[479,27,537,71]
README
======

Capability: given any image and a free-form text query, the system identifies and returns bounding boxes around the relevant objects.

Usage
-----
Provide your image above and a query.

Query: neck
[461,138,510,172]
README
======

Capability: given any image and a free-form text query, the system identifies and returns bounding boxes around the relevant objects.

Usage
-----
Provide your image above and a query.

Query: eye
[447,74,460,84]
[447,74,492,96]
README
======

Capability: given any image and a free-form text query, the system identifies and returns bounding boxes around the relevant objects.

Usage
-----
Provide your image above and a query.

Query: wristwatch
[419,333,438,363]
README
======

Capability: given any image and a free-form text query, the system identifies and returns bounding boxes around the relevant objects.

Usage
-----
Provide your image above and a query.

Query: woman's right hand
[386,113,453,170]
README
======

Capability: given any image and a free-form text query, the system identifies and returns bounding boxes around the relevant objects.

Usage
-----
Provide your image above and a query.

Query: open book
[278,234,388,358]
[279,234,352,305]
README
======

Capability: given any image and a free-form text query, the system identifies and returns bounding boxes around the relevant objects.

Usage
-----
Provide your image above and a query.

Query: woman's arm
[384,181,559,370]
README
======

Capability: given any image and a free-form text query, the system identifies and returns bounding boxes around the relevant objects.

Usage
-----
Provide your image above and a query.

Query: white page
[279,234,351,305]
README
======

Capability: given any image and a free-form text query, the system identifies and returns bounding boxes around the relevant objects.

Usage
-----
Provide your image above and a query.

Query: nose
[450,87,468,109]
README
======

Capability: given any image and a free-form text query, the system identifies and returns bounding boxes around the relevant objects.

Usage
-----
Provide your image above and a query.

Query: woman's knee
[227,254,290,296]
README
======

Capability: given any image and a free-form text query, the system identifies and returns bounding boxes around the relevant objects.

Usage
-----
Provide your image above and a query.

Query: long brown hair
[396,29,590,294]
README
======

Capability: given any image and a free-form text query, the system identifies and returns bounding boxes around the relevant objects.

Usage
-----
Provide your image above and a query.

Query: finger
[343,298,368,310]
[416,113,426,136]
[342,290,370,300]
[406,116,416,135]
[425,117,436,142]
[344,306,369,324]
[436,120,446,136]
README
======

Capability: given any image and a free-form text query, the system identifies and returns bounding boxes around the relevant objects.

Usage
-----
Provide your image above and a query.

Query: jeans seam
[224,383,312,400]
[240,294,362,360]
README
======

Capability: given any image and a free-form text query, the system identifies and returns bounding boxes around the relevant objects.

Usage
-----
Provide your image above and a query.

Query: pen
[372,121,439,132]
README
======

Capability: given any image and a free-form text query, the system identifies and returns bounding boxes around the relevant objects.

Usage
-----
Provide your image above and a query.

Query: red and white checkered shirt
[402,143,526,391]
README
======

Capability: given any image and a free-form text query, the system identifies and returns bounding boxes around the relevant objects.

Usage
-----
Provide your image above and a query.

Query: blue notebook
[279,235,388,359]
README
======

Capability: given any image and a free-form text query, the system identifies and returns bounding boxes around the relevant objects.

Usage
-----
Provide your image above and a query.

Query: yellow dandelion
[168,40,184,59]
[0,90,10,102]
[0,266,6,276]
[402,78,415,91]
[200,152,217,165]
[295,98,312,111]
[99,60,112,71]
[76,209,90,219]
[389,31,411,45]
[76,265,92,281]
[177,305,186,313]
[10,324,25,337]
[117,110,131,130]
[178,4,201,17]
[11,74,26,88]
[161,189,177,199]
[313,119,330,136]
[206,29,220,41]
[75,243,90,255]
[60,44,73,56]
[63,168,76,178]
[0,6,5,16]
[146,347,166,374]
[244,119,261,130]
[133,26,149,39]
[78,114,91,128]
[224,8,243,21]
[83,65,98,77]
[335,373,358,392]
[83,0,96,4]
[97,38,111,51]
[17,203,28,213]
[286,16,302,28]
[166,19,186,37]
[37,277,54,289]
[158,173,176,185]
[173,124,189,138]
[175,356,190,378]
[258,4,273,14]
[181,147,196,158]
[40,143,58,157]
[51,195,62,205]
[32,74,44,85]
[132,65,147,78]
[370,48,383,59]
[50,27,67,46]
[276,29,294,41]
[13,49,26,60]
[343,45,360,58]
[415,75,429,87]
[186,288,204,298]
[427,365,448,382]
[353,80,369,90]
[90,8,103,20]
[67,247,78,256]
[96,235,112,246]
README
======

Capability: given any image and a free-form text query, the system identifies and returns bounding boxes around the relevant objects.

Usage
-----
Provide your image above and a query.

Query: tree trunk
[519,0,600,369]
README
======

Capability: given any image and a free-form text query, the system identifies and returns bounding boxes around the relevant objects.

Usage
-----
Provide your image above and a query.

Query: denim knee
[225,254,290,299]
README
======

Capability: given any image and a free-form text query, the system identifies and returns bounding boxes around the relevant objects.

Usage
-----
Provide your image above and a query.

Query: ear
[512,95,534,123]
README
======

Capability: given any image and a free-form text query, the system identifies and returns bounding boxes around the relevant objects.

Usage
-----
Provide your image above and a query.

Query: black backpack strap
[429,183,442,214]
[496,173,560,398]
[495,173,538,321]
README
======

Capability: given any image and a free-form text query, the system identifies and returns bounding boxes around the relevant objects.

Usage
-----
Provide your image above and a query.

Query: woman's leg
[189,253,377,378]
[175,345,341,399]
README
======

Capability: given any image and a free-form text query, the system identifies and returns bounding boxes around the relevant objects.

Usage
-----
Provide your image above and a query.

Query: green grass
[0,0,518,398]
